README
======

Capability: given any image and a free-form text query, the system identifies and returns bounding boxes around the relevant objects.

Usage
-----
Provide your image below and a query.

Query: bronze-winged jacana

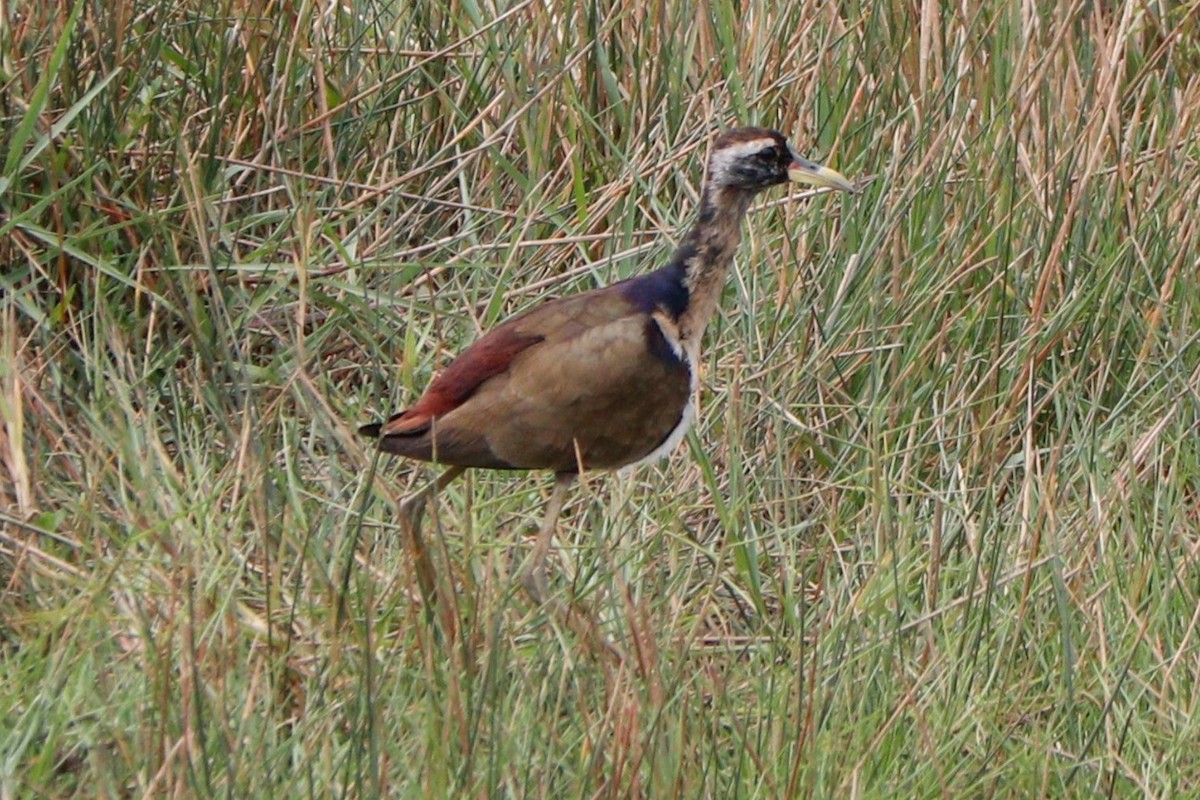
[362,126,853,600]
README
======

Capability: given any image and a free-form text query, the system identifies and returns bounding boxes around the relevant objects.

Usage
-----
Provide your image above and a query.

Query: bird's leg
[517,474,625,664]
[400,465,466,612]
[518,472,575,601]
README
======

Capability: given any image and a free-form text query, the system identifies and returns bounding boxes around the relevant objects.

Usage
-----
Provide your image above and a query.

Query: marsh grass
[3,0,1200,796]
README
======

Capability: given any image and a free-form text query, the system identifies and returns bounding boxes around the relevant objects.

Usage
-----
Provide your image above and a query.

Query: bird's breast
[624,312,698,468]
[648,310,685,360]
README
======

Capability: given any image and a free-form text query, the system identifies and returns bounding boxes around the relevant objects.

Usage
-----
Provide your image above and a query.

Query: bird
[361,126,853,604]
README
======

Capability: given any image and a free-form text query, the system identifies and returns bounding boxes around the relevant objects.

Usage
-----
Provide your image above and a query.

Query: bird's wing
[374,323,545,436]
[372,285,693,471]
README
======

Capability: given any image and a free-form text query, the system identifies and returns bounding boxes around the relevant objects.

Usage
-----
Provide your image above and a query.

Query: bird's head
[706,127,854,194]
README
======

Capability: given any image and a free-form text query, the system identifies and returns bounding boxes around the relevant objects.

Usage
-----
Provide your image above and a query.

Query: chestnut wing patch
[377,325,544,436]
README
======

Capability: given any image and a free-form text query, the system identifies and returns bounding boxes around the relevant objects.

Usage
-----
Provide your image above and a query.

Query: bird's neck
[668,185,756,348]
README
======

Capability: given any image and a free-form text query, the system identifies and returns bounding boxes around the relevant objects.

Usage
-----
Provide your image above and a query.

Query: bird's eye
[755,147,777,162]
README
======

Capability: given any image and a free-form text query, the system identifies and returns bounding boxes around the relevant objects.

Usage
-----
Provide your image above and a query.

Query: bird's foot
[517,561,624,664]
[518,560,550,604]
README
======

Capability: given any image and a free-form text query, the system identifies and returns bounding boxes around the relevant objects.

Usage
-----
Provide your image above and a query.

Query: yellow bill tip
[787,157,855,193]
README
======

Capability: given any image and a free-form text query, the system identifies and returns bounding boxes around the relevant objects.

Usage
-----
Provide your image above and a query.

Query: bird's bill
[787,153,854,192]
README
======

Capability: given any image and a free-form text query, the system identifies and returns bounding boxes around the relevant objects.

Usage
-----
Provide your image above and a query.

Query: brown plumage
[361,126,853,605]
[361,288,692,471]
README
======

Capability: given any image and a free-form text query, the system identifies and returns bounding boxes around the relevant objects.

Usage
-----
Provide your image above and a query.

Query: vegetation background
[3,0,1199,796]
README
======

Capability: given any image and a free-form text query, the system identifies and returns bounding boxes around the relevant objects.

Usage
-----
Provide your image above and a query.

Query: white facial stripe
[709,138,777,184]
[715,138,777,159]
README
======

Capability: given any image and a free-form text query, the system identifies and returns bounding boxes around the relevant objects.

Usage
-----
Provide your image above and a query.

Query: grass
[3,0,1200,796]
